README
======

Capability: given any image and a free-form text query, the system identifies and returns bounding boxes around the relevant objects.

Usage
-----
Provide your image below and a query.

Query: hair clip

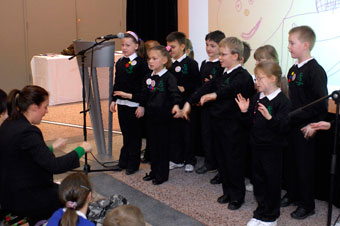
[165,46,171,52]
[66,201,78,209]
[80,185,90,191]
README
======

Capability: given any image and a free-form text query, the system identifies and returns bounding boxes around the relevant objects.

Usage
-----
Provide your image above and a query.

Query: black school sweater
[240,91,290,147]
[200,60,223,83]
[287,59,328,127]
[189,66,255,119]
[140,71,182,122]
[113,56,150,103]
[169,55,201,104]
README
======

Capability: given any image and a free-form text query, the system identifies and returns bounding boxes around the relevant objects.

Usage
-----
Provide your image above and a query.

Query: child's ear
[180,43,186,52]
[161,56,168,66]
[303,41,310,50]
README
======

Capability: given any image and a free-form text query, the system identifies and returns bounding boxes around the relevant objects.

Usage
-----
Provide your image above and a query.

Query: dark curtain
[126,0,178,45]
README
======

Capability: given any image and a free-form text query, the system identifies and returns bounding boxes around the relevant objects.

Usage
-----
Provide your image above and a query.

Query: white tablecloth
[31,54,122,106]
[31,55,83,105]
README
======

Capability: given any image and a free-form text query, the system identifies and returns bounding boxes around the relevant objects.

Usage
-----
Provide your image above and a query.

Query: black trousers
[212,117,246,202]
[147,118,171,182]
[169,117,196,165]
[200,106,217,170]
[285,126,316,211]
[252,145,283,222]
[117,105,142,171]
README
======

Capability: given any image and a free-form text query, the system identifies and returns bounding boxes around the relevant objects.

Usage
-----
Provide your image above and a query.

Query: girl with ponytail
[47,173,94,226]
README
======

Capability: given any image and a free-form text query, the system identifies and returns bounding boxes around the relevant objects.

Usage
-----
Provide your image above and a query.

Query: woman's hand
[135,106,145,118]
[52,138,67,150]
[235,93,249,113]
[80,142,92,153]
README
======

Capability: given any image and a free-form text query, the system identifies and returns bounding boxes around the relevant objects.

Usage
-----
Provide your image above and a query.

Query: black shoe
[152,179,165,185]
[196,166,208,174]
[280,193,296,207]
[143,173,154,181]
[210,173,222,184]
[125,169,138,175]
[111,166,123,172]
[228,200,244,210]
[217,195,230,204]
[290,207,315,219]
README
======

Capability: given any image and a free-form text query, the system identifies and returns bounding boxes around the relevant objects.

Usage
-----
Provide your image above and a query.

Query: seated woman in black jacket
[0,89,8,126]
[0,85,92,225]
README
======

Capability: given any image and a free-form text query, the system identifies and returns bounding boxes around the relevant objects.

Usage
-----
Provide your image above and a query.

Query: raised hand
[235,93,249,113]
[258,103,272,120]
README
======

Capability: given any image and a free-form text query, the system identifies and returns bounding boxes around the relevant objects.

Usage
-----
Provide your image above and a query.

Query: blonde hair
[219,37,243,61]
[185,38,194,59]
[289,25,316,50]
[103,205,145,226]
[254,61,282,87]
[254,45,279,63]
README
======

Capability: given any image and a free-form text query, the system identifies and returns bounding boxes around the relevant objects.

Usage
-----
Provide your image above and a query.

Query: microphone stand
[69,39,118,174]
[290,91,340,226]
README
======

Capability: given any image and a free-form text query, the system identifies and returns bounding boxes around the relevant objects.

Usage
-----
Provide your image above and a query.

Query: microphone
[96,32,124,40]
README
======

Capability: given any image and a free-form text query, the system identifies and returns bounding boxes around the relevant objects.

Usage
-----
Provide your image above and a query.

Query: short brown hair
[254,61,282,87]
[103,205,145,226]
[219,37,244,61]
[254,45,279,63]
[289,25,316,50]
[166,31,186,45]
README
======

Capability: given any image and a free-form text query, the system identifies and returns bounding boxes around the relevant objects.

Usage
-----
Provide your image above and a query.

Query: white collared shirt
[124,52,138,62]
[206,58,219,63]
[152,68,167,77]
[296,57,314,68]
[172,54,187,63]
[259,88,281,101]
[223,64,242,74]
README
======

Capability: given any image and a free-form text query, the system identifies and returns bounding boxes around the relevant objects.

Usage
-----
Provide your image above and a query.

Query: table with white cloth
[31,54,123,106]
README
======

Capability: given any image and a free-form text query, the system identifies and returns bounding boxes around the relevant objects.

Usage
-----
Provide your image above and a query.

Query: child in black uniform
[141,45,182,185]
[281,25,328,220]
[166,31,201,172]
[110,31,150,175]
[236,61,290,226]
[183,37,255,210]
[195,30,225,176]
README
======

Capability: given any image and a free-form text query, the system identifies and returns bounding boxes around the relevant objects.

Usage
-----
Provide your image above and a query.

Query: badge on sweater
[131,60,137,66]
[175,66,181,72]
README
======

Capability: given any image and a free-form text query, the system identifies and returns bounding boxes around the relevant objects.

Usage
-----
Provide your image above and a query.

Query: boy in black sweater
[166,32,201,172]
[281,25,328,220]
[183,37,255,210]
[195,30,225,175]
